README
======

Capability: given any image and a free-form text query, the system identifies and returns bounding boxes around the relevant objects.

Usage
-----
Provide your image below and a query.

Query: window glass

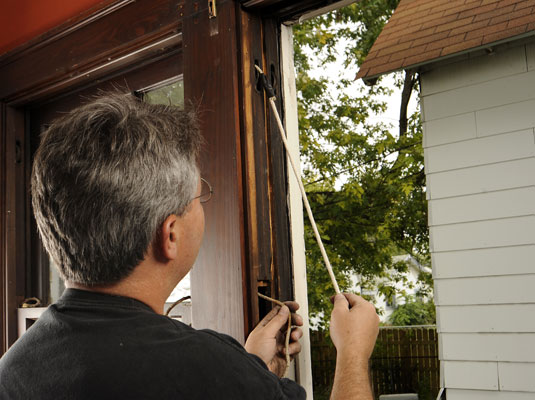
[140,78,184,108]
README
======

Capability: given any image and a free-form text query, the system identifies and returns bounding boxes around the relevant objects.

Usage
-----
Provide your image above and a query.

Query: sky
[303,27,418,136]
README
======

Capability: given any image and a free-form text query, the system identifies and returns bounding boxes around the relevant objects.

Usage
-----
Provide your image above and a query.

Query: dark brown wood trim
[0,0,184,105]
[0,0,186,352]
[0,102,6,352]
[183,0,248,342]
[4,107,26,348]
[0,0,296,350]
[239,0,336,22]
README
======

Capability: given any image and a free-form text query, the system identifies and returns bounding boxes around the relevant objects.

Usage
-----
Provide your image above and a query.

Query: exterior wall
[420,39,535,399]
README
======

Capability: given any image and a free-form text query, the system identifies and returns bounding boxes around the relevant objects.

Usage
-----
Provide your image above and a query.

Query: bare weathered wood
[237,8,294,333]
[263,18,294,303]
[237,9,273,330]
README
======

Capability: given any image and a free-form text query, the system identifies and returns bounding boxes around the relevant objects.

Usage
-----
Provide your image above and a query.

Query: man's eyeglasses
[192,178,213,204]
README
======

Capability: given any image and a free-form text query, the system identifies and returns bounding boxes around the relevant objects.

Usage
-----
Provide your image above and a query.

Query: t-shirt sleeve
[278,378,307,400]
[200,329,307,400]
[245,353,306,399]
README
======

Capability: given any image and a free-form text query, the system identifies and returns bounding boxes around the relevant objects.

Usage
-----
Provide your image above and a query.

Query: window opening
[136,76,184,108]
[287,2,433,397]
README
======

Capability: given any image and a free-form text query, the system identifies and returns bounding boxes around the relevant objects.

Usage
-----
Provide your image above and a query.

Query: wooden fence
[310,326,439,400]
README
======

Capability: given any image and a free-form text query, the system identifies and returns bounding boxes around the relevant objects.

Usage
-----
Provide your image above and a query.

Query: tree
[388,297,436,326]
[293,0,430,328]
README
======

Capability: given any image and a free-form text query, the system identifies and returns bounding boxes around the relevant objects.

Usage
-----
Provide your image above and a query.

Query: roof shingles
[357,0,535,80]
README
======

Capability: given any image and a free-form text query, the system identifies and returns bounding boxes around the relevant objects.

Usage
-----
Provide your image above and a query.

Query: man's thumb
[264,305,289,336]
[332,293,349,311]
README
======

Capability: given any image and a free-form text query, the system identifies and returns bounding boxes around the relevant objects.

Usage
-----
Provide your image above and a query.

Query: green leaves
[388,297,436,326]
[294,0,430,328]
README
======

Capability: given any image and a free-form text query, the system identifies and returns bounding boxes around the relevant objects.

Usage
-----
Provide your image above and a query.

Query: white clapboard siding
[443,361,498,390]
[432,245,535,279]
[434,274,535,306]
[424,129,535,174]
[437,304,535,333]
[423,112,476,148]
[447,389,535,400]
[476,99,535,137]
[426,158,535,200]
[423,69,535,121]
[499,363,535,392]
[430,216,535,253]
[421,39,535,398]
[428,187,535,226]
[441,333,535,362]
[527,43,535,70]
[421,45,527,97]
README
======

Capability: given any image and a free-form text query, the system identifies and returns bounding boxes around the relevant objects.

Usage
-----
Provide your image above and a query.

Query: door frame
[0,0,295,352]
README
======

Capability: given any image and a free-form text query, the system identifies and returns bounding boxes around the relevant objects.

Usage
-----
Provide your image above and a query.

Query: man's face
[176,178,206,276]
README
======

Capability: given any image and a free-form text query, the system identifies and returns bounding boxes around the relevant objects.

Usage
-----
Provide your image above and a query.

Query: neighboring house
[358,254,432,323]
[357,1,535,399]
[309,255,431,327]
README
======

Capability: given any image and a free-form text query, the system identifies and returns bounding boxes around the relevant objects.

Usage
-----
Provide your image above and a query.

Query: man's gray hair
[31,93,202,286]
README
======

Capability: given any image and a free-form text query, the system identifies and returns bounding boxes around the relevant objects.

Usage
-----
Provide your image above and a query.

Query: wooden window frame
[0,0,184,352]
[0,0,295,353]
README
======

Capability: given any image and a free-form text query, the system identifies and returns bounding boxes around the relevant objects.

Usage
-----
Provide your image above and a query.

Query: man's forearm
[330,353,373,400]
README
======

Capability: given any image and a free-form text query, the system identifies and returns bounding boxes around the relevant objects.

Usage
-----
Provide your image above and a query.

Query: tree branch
[399,69,417,138]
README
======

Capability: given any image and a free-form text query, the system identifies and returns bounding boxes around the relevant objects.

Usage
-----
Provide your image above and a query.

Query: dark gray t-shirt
[0,289,305,400]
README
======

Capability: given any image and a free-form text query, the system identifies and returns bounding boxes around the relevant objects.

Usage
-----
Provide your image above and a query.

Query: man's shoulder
[160,323,256,365]
[0,305,306,400]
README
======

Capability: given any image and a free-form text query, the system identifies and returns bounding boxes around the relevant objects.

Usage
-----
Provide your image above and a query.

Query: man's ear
[157,214,179,261]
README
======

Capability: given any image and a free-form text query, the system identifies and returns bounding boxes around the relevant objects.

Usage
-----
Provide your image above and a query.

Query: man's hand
[330,293,379,358]
[329,293,379,400]
[244,301,303,377]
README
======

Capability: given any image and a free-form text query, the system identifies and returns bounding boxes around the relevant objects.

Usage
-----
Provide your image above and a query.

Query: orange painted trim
[0,0,108,55]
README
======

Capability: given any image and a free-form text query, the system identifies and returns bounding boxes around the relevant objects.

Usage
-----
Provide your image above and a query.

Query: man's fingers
[256,306,281,328]
[332,292,365,310]
[290,327,303,342]
[281,313,302,333]
[283,301,300,313]
[343,293,362,308]
[263,305,290,337]
[285,341,302,356]
[332,293,349,311]
[291,312,303,327]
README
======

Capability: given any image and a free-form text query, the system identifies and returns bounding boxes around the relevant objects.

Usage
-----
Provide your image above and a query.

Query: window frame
[0,0,186,351]
[0,0,299,354]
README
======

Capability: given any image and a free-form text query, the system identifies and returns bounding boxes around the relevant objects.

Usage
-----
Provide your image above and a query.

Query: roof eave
[360,31,535,86]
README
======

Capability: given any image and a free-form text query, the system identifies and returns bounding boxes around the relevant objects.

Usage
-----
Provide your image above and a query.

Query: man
[0,93,379,399]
